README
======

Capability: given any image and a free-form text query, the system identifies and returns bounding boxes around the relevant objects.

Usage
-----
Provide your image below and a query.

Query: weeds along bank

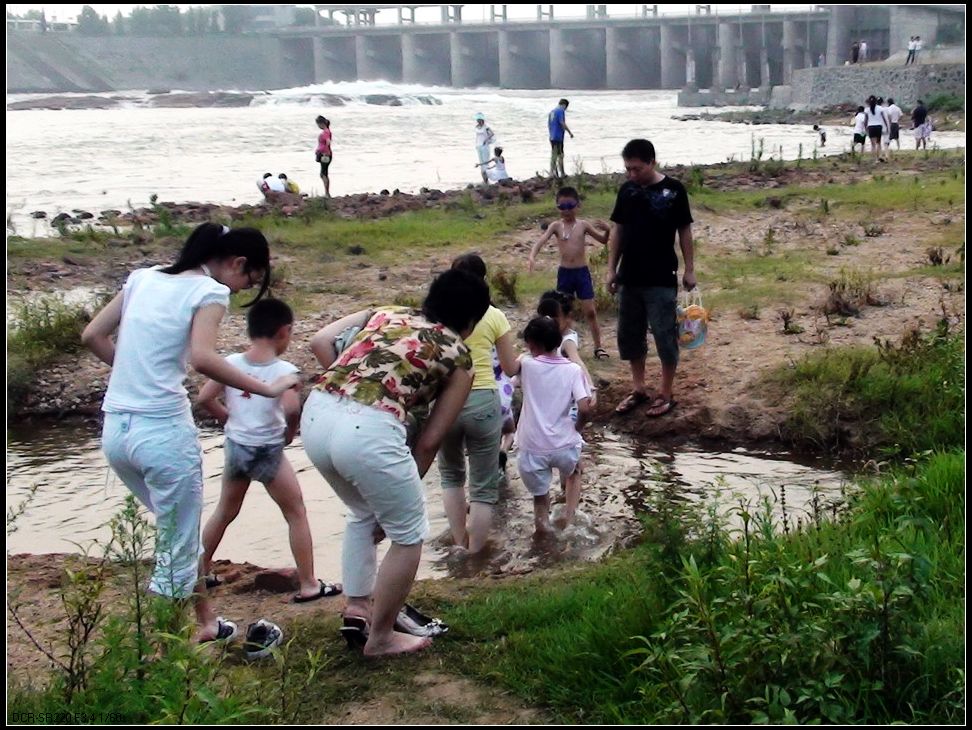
[6,150,965,723]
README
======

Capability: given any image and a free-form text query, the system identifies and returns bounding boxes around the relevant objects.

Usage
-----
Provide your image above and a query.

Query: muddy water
[6,421,848,581]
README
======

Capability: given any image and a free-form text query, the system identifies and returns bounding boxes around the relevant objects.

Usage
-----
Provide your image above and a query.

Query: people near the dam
[278,173,300,195]
[813,124,827,147]
[438,254,518,555]
[817,52,825,67]
[548,98,574,181]
[196,297,342,615]
[315,115,332,198]
[527,186,610,359]
[905,36,918,65]
[850,40,860,64]
[859,39,868,63]
[473,113,497,184]
[302,269,489,656]
[475,145,512,184]
[913,36,922,63]
[911,99,931,150]
[864,95,890,160]
[885,97,903,151]
[851,105,867,153]
[606,139,696,418]
[512,315,592,533]
[81,222,298,646]
[258,172,286,196]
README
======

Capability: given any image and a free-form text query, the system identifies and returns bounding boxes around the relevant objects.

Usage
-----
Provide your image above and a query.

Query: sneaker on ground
[244,619,283,660]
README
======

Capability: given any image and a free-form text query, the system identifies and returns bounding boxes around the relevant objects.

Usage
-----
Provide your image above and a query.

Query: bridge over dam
[266,4,963,91]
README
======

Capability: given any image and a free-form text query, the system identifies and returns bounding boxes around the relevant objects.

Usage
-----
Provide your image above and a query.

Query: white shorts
[517,445,582,497]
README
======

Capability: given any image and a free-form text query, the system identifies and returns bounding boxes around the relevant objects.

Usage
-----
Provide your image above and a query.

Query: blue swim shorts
[557,265,595,301]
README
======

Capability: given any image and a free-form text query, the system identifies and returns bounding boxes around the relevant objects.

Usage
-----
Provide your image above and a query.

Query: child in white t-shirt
[511,316,592,534]
[198,298,341,604]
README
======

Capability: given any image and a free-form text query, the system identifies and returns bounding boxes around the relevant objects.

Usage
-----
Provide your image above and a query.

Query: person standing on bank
[607,139,696,418]
[315,116,333,198]
[473,113,496,185]
[548,98,574,181]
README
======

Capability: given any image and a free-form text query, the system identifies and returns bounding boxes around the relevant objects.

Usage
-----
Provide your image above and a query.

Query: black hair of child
[247,298,294,339]
[556,186,580,201]
[538,289,575,317]
[621,138,656,164]
[424,269,490,335]
[523,316,563,352]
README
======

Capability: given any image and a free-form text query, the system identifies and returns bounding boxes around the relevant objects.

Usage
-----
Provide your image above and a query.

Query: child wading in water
[511,316,592,534]
[198,298,341,605]
[528,186,611,359]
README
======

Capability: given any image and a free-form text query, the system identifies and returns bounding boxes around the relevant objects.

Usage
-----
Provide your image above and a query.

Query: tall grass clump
[770,319,964,456]
[7,295,95,411]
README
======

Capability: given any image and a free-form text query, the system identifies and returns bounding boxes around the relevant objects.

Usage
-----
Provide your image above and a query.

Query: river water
[6,81,965,233]
[7,419,849,580]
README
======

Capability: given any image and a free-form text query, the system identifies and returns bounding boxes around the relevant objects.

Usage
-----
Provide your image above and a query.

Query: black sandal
[615,391,649,415]
[340,616,369,650]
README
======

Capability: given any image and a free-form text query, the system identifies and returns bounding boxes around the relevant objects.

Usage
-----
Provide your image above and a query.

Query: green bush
[925,93,964,113]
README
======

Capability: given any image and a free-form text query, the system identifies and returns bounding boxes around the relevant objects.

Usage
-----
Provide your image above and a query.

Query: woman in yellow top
[438,254,519,554]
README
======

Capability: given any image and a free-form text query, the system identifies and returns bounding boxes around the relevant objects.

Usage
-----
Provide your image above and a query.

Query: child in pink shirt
[511,316,592,533]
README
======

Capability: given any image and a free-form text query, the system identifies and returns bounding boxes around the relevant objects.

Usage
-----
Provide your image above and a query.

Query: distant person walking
[851,105,867,154]
[817,52,825,67]
[913,36,922,64]
[912,99,931,150]
[473,113,496,185]
[859,40,869,62]
[548,98,573,180]
[905,36,917,65]
[864,95,889,160]
[315,116,332,198]
[885,98,903,151]
[850,40,860,64]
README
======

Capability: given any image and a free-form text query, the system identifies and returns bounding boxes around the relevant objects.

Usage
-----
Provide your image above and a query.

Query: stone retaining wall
[787,62,965,110]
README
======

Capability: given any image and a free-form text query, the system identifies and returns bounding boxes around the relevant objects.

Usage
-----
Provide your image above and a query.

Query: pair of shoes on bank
[340,604,449,650]
[198,617,282,660]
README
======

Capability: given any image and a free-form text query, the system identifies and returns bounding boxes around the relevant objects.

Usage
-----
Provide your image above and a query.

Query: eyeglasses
[556,202,578,211]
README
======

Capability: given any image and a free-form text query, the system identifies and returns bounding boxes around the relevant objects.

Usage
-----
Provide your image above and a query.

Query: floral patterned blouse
[315,307,472,423]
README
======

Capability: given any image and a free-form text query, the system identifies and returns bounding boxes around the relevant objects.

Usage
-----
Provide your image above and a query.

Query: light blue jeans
[102,410,203,599]
[301,390,430,598]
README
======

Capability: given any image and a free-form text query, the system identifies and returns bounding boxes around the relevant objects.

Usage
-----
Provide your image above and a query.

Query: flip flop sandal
[646,398,677,418]
[615,391,649,415]
[293,579,343,603]
[204,573,223,589]
[593,347,610,360]
[340,616,369,650]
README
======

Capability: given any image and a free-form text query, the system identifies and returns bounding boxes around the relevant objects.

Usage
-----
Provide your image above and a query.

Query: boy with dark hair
[528,186,611,359]
[198,298,341,654]
[547,98,573,180]
[511,316,592,534]
[607,138,696,418]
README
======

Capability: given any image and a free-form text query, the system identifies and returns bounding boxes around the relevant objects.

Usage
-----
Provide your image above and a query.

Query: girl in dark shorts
[315,116,333,197]
[864,96,889,160]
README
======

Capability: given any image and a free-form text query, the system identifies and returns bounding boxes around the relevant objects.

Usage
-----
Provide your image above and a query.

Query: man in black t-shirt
[606,139,696,418]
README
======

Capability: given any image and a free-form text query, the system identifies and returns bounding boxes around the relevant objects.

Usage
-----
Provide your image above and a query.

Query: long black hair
[867,95,878,114]
[162,222,271,305]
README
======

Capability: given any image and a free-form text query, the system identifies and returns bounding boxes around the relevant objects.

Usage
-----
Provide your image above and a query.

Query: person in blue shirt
[547,98,573,180]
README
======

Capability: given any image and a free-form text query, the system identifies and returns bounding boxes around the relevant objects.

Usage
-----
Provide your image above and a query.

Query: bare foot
[363,631,432,657]
[534,521,555,537]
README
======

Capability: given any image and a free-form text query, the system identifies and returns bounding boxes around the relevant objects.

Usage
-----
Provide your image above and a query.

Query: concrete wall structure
[7,6,964,95]
[788,62,965,110]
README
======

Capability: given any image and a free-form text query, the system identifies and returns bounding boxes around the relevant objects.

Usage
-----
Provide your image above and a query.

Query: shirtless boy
[528,186,610,359]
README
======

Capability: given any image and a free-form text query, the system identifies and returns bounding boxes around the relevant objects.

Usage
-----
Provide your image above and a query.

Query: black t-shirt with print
[610,176,694,288]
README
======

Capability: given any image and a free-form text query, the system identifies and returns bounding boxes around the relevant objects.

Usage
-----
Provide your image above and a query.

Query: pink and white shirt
[516,353,591,454]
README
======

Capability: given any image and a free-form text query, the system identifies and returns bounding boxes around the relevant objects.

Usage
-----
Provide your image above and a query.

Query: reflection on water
[6,420,850,581]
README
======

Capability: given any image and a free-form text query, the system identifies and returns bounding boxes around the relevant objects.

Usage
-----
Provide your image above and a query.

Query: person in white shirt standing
[905,36,917,65]
[859,40,868,62]
[885,97,904,151]
[473,113,496,185]
[851,105,867,154]
[82,222,298,647]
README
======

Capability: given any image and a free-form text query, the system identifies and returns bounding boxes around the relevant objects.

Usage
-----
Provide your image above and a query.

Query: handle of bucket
[681,287,703,308]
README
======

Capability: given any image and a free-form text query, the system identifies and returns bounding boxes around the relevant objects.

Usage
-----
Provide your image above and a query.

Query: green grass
[702,249,821,313]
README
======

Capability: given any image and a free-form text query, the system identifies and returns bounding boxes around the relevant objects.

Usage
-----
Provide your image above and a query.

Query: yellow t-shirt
[465,305,511,390]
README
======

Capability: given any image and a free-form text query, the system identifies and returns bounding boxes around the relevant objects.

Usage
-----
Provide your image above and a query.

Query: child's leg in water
[533,493,553,534]
[557,465,583,528]
[265,455,329,598]
[200,475,251,578]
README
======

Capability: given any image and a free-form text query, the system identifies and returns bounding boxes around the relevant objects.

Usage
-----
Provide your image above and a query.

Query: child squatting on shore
[511,315,592,534]
[197,297,342,609]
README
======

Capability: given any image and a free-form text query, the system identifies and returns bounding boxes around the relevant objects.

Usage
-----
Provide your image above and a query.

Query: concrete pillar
[355,34,402,81]
[826,4,854,67]
[550,27,606,89]
[660,23,686,89]
[402,32,451,85]
[498,29,550,88]
[450,31,499,88]
[316,36,357,82]
[782,19,798,82]
[606,26,660,88]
